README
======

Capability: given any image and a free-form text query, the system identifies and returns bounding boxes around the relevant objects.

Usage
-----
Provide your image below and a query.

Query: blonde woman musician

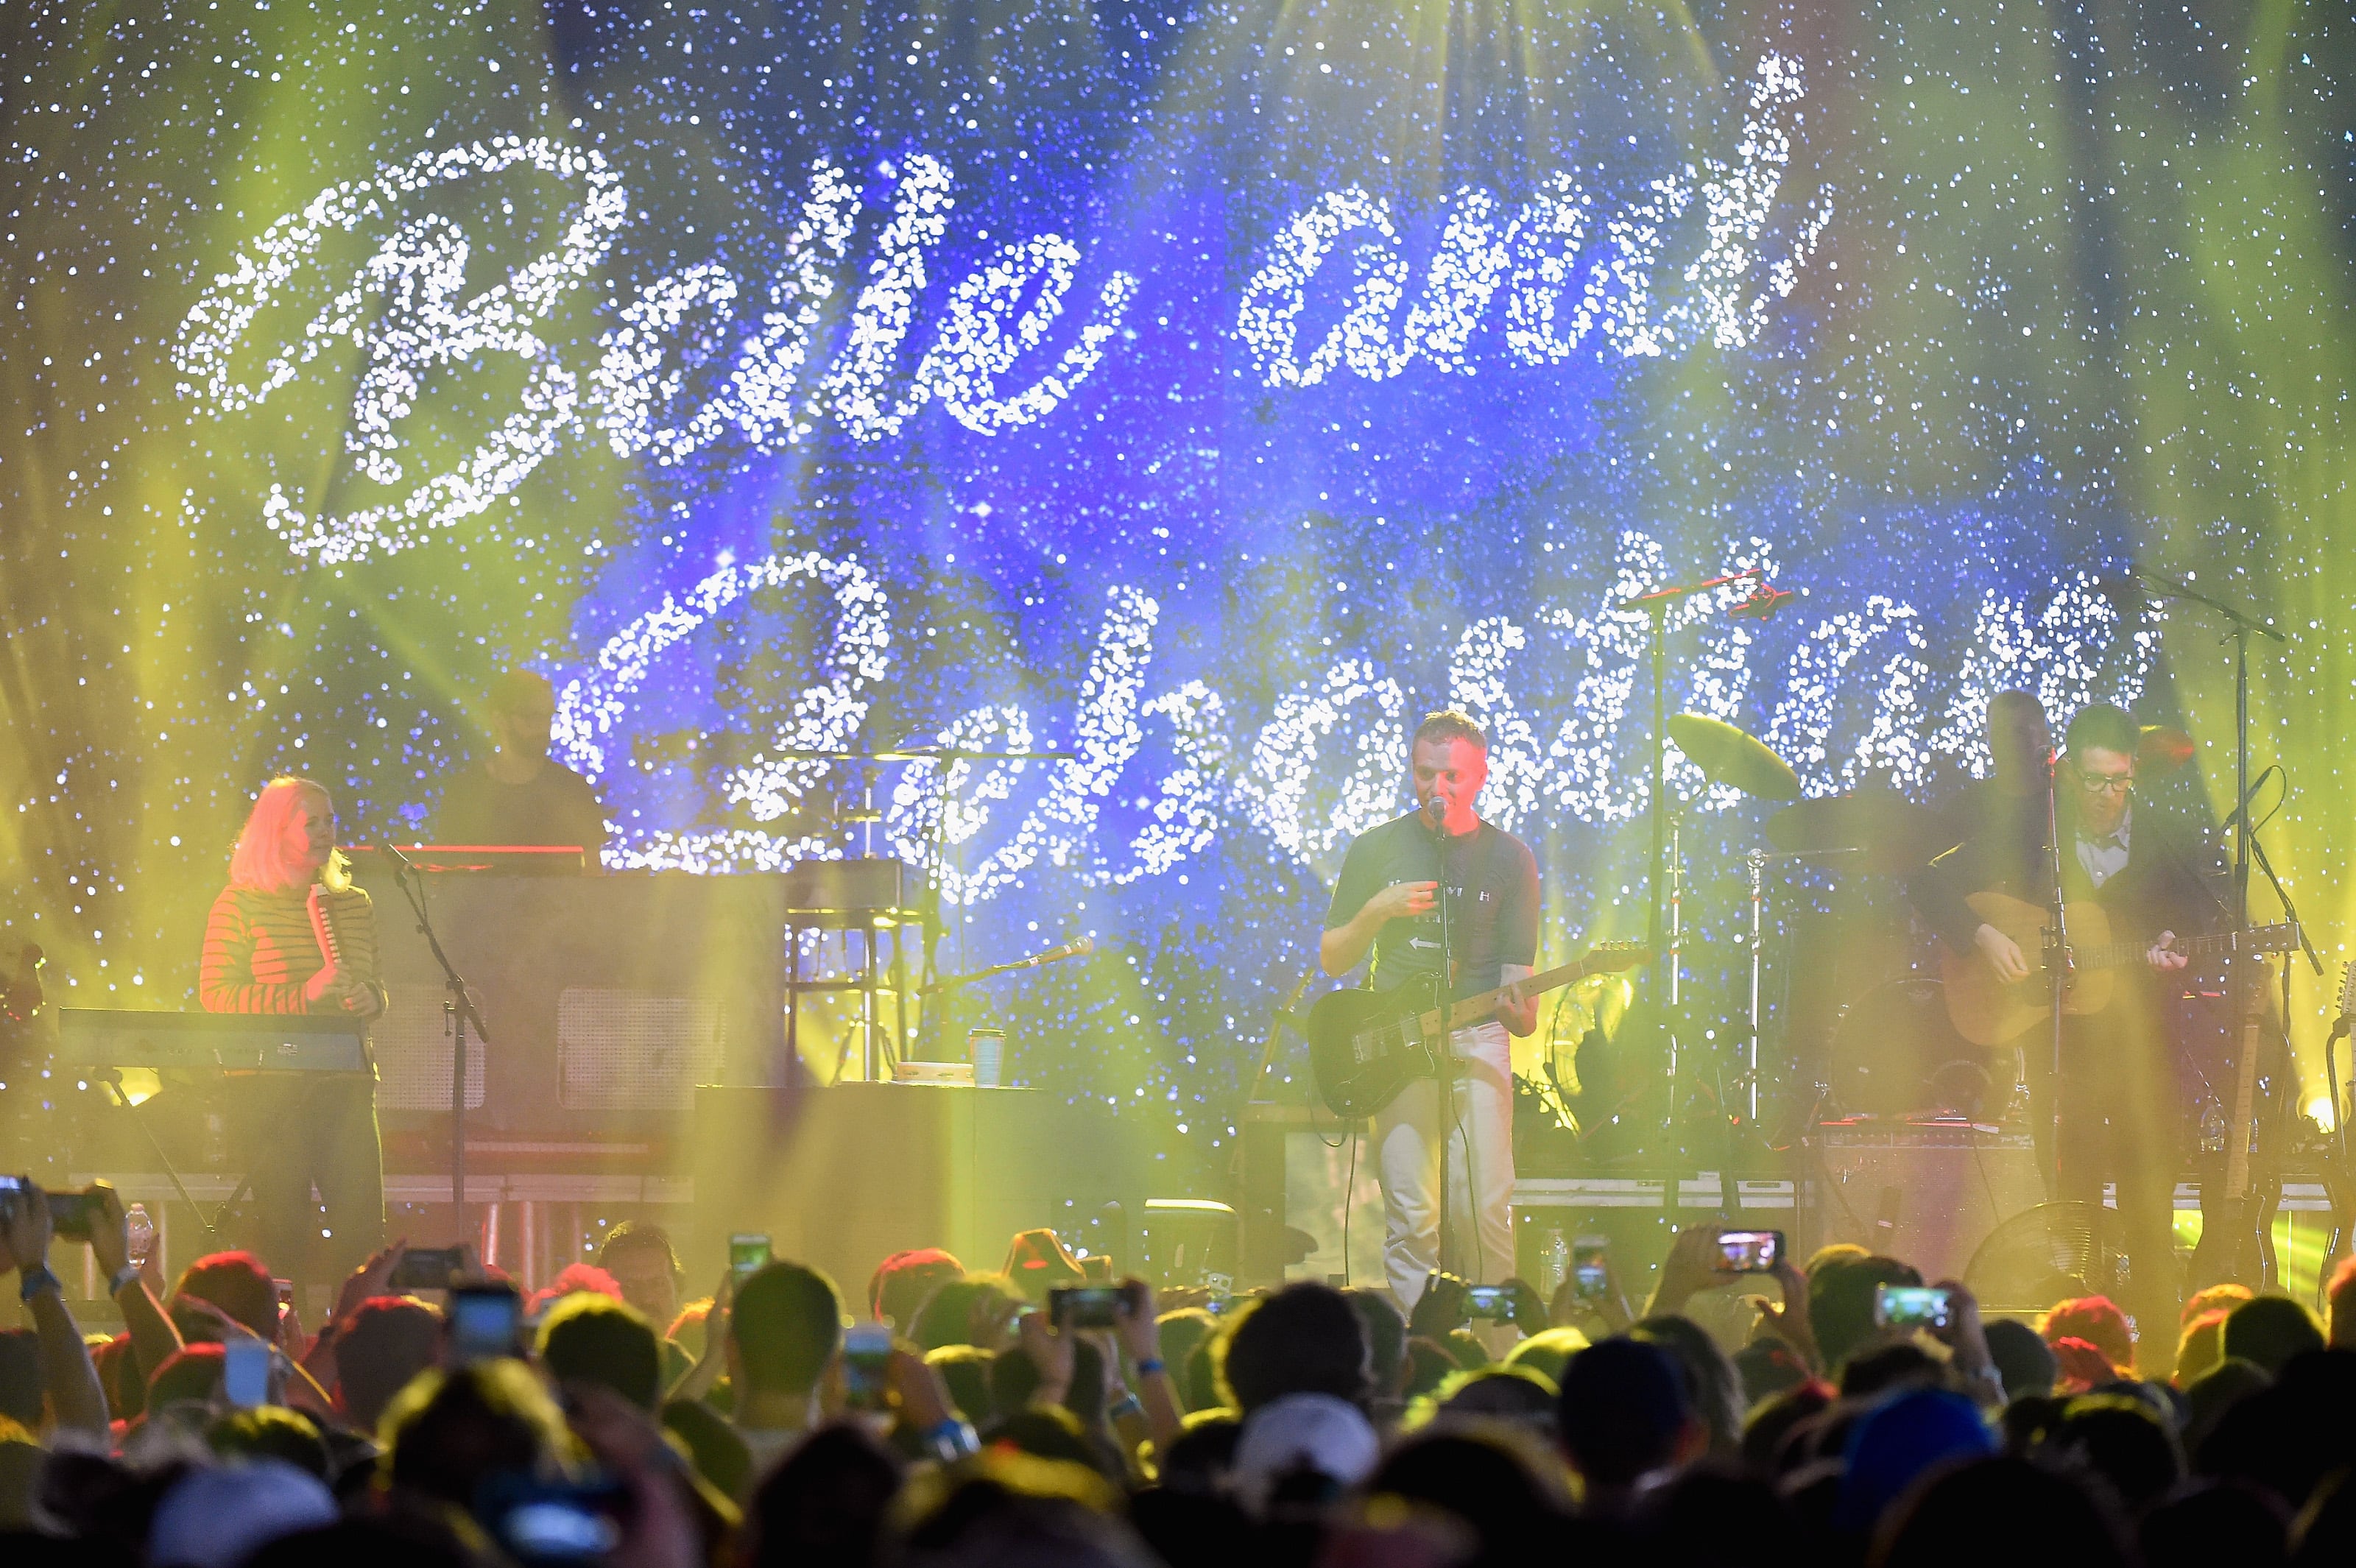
[199,776,387,1296]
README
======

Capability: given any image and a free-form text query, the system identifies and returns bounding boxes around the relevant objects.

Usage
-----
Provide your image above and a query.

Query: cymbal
[2137,725,2195,774]
[1665,713,1802,800]
[1765,791,1951,875]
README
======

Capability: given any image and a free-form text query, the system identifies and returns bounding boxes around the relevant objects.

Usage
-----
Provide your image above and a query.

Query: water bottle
[124,1202,156,1271]
[1540,1226,1570,1299]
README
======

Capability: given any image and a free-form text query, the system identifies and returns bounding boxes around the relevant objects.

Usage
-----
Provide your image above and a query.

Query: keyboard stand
[93,1066,241,1243]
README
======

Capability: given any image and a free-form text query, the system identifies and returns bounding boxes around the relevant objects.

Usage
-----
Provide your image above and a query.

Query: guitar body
[1939,891,2115,1048]
[2189,1187,2276,1293]
[1305,983,1442,1119]
[2188,962,2278,1291]
[1303,943,1652,1118]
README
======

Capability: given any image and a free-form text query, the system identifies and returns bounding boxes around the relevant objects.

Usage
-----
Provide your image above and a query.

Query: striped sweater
[199,883,386,1016]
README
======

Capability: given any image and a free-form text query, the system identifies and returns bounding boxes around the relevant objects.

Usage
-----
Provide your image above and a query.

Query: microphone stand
[1616,568,1774,1147]
[1426,798,1459,1279]
[2127,571,2301,1221]
[379,841,493,1243]
[2040,752,2072,1202]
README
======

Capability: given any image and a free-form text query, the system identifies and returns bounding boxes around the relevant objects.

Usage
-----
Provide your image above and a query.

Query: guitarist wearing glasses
[1320,711,1540,1310]
[1915,702,2219,1357]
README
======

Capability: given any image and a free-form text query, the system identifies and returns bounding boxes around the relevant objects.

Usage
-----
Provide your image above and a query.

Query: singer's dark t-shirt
[1325,813,1540,1000]
[433,760,610,864]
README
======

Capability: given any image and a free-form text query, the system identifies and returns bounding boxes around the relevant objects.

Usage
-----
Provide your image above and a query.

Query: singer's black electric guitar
[1306,944,1651,1117]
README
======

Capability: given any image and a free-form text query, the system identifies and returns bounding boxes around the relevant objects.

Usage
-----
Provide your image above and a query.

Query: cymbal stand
[1745,852,1768,1129]
[1618,569,1760,1143]
[1666,806,1685,1123]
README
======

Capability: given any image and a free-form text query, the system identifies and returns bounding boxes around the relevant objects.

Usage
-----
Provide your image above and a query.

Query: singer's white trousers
[1373,1021,1516,1310]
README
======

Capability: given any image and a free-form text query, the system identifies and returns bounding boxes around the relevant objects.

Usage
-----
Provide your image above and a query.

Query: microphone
[2217,771,2276,837]
[1422,794,1450,832]
[1727,583,1795,622]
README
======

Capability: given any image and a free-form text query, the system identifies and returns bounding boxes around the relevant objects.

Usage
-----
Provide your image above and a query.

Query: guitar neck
[1423,953,1613,1034]
[2076,925,2281,972]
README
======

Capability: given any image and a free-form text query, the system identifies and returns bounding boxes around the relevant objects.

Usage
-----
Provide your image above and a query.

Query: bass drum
[1825,976,2007,1120]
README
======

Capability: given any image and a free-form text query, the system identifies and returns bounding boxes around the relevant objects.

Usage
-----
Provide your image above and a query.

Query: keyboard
[55,1009,370,1073]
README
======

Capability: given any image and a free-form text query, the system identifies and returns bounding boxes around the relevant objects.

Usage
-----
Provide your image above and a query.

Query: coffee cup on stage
[967,1028,1006,1087]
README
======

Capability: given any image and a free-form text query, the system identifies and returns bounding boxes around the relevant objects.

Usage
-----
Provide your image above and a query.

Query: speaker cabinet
[1803,1121,2047,1282]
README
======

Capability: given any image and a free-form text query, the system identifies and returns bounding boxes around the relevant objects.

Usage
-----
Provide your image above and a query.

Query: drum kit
[1657,710,2201,1132]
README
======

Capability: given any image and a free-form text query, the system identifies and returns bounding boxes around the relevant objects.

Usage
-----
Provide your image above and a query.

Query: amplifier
[55,1009,369,1073]
[1802,1119,2046,1281]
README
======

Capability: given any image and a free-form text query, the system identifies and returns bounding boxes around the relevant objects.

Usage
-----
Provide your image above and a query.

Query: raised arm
[1,1184,108,1438]
[1321,881,1435,977]
[87,1184,182,1387]
[1113,1279,1185,1462]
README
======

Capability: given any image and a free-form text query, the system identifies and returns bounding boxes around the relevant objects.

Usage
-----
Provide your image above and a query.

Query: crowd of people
[2,1179,2354,1567]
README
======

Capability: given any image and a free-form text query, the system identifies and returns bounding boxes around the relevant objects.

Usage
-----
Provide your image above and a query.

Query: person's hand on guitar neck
[1319,879,1438,975]
[2146,932,2188,973]
[1495,967,1537,1037]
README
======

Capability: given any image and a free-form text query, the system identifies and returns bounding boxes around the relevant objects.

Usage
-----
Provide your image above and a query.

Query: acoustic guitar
[1937,890,2298,1048]
[1306,944,1650,1118]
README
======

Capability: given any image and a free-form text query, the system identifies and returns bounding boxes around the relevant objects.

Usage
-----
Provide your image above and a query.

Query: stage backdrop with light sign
[4,1,2353,1169]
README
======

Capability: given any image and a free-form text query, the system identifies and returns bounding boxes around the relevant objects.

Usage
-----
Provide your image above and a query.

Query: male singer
[1914,702,2212,1352]
[1321,711,1539,1308]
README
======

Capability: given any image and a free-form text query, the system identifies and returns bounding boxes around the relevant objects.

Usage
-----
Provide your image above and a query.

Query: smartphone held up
[1715,1229,1784,1274]
[1874,1284,1955,1332]
[1048,1285,1126,1330]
